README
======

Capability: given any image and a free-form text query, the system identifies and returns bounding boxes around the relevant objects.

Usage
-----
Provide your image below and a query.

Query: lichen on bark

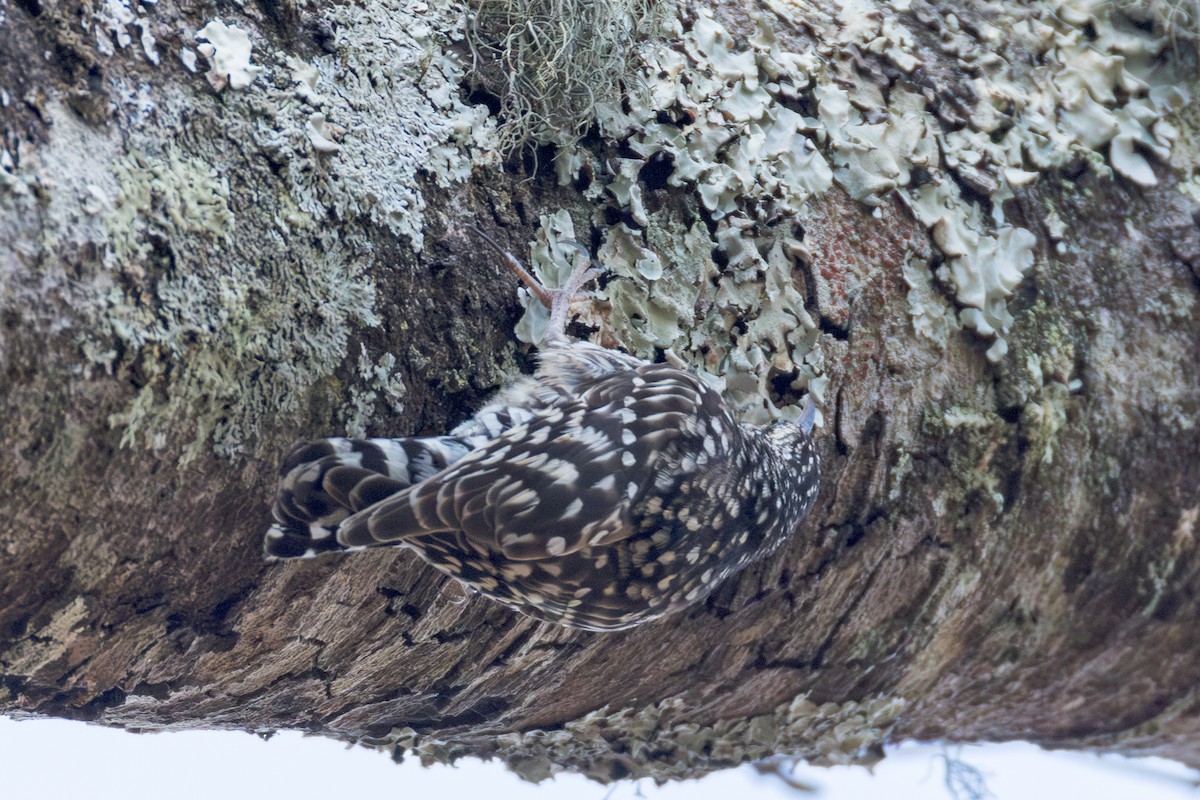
[1,0,1199,786]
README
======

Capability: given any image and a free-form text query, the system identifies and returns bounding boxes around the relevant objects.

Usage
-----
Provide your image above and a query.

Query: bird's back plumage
[265,340,819,630]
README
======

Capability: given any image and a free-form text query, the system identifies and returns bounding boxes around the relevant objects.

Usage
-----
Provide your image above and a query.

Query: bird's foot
[471,226,598,344]
[543,244,600,343]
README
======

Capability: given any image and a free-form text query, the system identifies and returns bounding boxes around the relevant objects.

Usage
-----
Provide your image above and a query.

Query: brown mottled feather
[265,341,819,630]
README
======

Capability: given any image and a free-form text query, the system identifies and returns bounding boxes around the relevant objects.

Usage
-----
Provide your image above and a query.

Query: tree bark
[2,0,1199,784]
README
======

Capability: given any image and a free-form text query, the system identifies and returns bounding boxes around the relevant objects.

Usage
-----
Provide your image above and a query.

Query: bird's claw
[471,226,600,345]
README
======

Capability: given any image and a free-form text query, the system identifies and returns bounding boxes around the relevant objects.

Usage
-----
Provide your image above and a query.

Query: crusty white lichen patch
[84,138,369,459]
[196,20,263,91]
[269,0,498,251]
[5,0,501,461]
[343,346,409,438]
[0,102,122,367]
[376,691,906,782]
[92,0,160,64]
[0,96,383,460]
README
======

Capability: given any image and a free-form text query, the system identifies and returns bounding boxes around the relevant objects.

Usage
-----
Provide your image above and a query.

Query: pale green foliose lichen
[5,0,1195,461]
[512,210,586,345]
[530,0,1190,391]
[903,182,1036,361]
[903,255,959,349]
[515,205,823,425]
[369,691,907,783]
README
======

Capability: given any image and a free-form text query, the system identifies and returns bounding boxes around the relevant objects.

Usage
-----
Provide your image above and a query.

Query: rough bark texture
[2,0,1199,785]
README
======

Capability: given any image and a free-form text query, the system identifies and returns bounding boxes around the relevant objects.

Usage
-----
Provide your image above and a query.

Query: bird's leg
[471,226,597,344]
[798,395,818,435]
[544,244,597,344]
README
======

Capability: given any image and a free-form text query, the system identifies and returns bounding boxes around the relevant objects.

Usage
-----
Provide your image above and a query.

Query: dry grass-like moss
[1115,0,1200,45]
[467,0,668,151]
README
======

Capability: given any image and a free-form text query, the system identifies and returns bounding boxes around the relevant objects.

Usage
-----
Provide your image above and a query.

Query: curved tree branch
[1,0,1198,784]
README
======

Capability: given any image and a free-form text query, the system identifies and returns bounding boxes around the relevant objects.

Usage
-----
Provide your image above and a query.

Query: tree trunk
[2,0,1199,784]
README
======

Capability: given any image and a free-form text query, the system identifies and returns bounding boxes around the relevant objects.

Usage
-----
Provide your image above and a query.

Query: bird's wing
[337,363,712,560]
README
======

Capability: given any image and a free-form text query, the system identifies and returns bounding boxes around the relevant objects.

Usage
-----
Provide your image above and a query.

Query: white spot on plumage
[573,426,610,451]
[546,458,580,484]
[524,426,551,445]
[504,487,540,511]
[511,450,549,471]
[561,498,583,519]
[477,445,512,466]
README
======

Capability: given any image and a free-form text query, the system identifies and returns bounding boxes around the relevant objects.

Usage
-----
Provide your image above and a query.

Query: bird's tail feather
[263,436,472,559]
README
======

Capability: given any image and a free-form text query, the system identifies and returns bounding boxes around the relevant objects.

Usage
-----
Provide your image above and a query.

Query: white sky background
[0,717,1196,799]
